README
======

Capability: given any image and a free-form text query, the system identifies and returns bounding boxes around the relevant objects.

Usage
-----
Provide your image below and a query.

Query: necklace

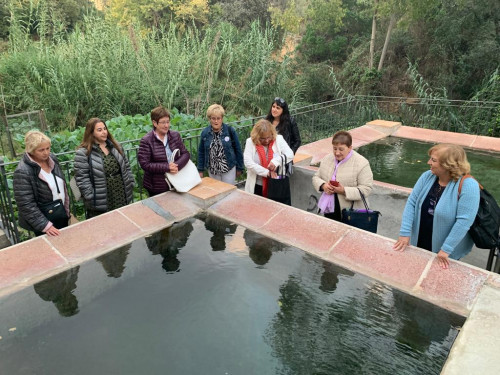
[435,180,446,197]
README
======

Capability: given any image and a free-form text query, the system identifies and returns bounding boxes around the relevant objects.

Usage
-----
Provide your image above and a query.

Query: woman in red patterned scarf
[243,119,294,204]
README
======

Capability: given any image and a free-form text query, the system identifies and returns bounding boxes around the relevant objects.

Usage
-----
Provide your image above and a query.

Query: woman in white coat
[244,119,294,205]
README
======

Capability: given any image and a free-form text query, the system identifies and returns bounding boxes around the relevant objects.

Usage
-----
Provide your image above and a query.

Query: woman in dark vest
[74,118,134,218]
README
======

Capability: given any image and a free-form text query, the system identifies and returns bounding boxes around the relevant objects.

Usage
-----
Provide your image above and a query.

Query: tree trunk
[378,14,396,71]
[369,1,378,70]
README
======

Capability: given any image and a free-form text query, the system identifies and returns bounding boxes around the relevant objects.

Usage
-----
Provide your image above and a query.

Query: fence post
[0,163,20,244]
[39,109,48,131]
[1,115,16,158]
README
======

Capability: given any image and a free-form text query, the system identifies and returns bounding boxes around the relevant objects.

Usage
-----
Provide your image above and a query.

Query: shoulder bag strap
[357,188,370,211]
[458,174,482,198]
[170,149,180,164]
[51,170,61,195]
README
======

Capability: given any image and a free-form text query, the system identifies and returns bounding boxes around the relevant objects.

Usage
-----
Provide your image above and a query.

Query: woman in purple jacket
[138,106,190,196]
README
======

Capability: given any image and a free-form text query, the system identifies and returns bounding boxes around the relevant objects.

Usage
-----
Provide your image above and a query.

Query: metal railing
[1,96,498,244]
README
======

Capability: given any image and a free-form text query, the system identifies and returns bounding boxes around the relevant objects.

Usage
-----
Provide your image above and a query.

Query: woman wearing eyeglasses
[244,119,294,205]
[265,97,301,153]
[138,106,190,197]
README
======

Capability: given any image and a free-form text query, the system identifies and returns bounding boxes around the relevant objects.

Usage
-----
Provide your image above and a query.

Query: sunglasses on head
[274,97,286,106]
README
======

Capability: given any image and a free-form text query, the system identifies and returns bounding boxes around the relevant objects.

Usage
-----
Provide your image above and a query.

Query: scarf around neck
[317,150,354,214]
[256,140,275,197]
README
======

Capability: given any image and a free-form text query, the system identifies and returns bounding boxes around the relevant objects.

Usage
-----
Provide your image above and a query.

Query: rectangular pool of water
[0,215,464,375]
[356,137,500,200]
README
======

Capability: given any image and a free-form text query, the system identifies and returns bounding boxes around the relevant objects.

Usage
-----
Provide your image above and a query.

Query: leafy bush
[0,15,300,130]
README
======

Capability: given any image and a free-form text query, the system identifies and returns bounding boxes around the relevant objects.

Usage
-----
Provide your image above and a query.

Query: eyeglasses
[274,97,286,106]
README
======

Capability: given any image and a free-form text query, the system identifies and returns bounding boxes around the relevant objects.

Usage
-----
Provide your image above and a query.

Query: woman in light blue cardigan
[393,144,480,269]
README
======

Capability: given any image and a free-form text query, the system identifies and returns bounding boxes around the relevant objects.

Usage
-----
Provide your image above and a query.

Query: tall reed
[0,14,299,131]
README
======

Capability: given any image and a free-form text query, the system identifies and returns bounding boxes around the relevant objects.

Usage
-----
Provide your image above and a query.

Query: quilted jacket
[138,130,190,194]
[13,153,70,232]
[74,141,134,212]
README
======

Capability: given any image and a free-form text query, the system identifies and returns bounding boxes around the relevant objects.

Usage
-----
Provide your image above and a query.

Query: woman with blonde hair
[244,119,294,204]
[13,131,70,236]
[197,104,243,184]
[393,143,480,269]
[74,118,134,218]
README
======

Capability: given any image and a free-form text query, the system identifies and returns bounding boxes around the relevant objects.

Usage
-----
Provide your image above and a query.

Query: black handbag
[341,189,380,233]
[38,171,69,229]
[267,154,292,205]
[267,176,291,205]
[39,199,69,229]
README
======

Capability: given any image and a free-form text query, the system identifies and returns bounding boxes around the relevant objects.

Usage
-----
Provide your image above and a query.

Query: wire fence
[1,96,498,244]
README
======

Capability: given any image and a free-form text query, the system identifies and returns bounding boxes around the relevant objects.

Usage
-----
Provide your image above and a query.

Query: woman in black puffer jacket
[13,131,70,236]
[74,118,134,218]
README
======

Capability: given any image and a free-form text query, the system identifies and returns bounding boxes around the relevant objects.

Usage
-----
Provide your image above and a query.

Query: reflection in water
[243,229,284,266]
[3,218,464,375]
[96,243,131,278]
[319,260,354,293]
[204,215,237,251]
[392,291,460,353]
[266,259,462,374]
[145,219,194,273]
[33,266,80,317]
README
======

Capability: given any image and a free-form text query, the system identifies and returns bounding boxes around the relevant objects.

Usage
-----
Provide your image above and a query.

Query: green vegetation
[1,12,296,130]
[0,0,498,135]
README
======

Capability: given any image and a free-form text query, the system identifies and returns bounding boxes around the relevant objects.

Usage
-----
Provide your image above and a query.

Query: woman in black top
[265,97,301,154]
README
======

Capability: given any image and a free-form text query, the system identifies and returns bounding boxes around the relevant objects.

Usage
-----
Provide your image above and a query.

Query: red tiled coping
[366,119,402,128]
[373,180,413,195]
[209,190,492,316]
[186,177,237,208]
[0,192,201,298]
[393,126,500,153]
[349,125,388,144]
[299,122,500,170]
[297,126,388,165]
[293,152,312,165]
[297,138,333,165]
[0,238,67,294]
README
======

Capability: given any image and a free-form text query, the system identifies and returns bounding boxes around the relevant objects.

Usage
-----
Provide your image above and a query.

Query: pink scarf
[317,150,353,214]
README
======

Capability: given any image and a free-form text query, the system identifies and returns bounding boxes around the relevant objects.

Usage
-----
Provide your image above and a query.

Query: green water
[0,215,463,375]
[357,137,500,200]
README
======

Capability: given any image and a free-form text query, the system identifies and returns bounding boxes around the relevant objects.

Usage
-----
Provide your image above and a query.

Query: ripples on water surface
[0,215,464,375]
